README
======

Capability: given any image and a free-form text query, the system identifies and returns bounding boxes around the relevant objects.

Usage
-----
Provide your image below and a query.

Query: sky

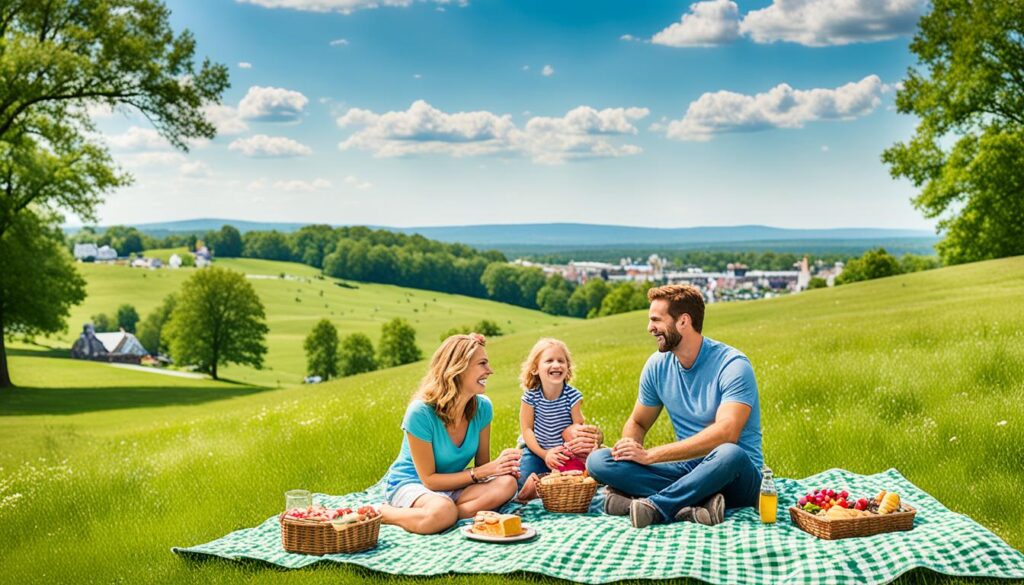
[84,0,936,231]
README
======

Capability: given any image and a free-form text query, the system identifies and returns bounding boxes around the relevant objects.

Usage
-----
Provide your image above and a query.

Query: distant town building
[168,254,182,269]
[70,324,149,364]
[73,243,99,261]
[96,245,118,261]
[194,245,212,268]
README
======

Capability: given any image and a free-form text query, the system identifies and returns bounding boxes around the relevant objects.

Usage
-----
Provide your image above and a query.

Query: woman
[381,333,521,534]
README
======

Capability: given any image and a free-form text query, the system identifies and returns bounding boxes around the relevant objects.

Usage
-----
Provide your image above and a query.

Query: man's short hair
[647,284,705,333]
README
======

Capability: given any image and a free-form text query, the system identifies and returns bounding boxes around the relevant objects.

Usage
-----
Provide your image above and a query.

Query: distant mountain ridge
[67,218,936,247]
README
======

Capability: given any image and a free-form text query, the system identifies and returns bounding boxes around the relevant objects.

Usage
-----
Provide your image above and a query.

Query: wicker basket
[279,514,382,555]
[789,504,916,540]
[536,478,599,513]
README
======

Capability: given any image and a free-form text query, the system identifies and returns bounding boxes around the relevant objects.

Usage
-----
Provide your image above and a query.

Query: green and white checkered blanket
[173,468,1024,584]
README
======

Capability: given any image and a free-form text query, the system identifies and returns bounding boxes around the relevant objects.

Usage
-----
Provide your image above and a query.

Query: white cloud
[620,34,636,41]
[739,0,927,46]
[821,145,830,152]
[329,38,349,46]
[106,126,173,150]
[413,73,423,79]
[238,62,253,69]
[337,100,649,164]
[273,178,332,192]
[203,104,250,136]
[344,175,373,190]
[652,0,740,47]
[236,0,460,15]
[238,86,309,122]
[541,65,555,77]
[119,152,188,168]
[180,160,213,177]
[522,65,530,71]
[664,75,884,141]
[228,134,313,158]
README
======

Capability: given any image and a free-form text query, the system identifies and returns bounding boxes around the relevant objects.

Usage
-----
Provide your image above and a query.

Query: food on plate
[470,511,523,537]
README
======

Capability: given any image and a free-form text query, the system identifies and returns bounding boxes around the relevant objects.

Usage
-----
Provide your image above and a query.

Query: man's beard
[657,328,682,352]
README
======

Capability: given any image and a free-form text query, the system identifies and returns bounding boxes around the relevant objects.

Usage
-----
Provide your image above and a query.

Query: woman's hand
[544,445,570,470]
[479,448,521,478]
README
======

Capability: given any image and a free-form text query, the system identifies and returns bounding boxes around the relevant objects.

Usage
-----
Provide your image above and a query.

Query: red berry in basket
[839,490,849,500]
[798,496,808,506]
[826,489,836,498]
[855,498,868,511]
[837,498,848,508]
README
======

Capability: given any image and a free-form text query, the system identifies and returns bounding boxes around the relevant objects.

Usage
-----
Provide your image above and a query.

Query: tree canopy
[164,267,268,380]
[304,319,340,380]
[377,318,422,369]
[882,0,1024,264]
[0,0,229,387]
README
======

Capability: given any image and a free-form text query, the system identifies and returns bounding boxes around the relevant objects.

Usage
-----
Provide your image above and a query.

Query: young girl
[515,338,599,501]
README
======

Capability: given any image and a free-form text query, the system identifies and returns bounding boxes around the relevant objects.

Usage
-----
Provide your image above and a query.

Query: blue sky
[87,0,934,230]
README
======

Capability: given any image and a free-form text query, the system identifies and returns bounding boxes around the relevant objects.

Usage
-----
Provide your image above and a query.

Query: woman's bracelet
[469,467,480,484]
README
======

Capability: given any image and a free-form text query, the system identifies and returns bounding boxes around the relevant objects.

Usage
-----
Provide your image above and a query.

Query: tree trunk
[0,309,12,388]
[211,360,218,380]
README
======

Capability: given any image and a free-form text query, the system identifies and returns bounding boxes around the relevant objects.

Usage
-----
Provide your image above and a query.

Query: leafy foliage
[836,248,902,285]
[0,210,86,385]
[377,318,422,368]
[304,319,340,380]
[339,333,377,377]
[137,294,178,355]
[164,267,268,380]
[882,0,1024,264]
[115,304,140,333]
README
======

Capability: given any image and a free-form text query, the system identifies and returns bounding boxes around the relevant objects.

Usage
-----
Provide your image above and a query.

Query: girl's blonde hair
[519,338,574,391]
[415,333,487,426]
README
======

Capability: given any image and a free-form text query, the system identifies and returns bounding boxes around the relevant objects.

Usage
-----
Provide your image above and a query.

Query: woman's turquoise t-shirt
[385,395,493,498]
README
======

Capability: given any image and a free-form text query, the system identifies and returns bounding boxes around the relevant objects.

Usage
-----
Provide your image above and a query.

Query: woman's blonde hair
[519,338,574,391]
[415,333,487,426]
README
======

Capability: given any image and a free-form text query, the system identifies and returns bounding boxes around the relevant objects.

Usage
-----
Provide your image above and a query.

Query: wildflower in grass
[996,420,1008,427]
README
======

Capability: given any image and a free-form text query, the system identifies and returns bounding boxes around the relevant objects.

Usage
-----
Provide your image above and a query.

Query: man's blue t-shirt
[638,337,763,469]
[385,395,493,498]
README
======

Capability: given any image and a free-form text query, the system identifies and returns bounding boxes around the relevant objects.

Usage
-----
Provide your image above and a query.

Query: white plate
[460,525,537,543]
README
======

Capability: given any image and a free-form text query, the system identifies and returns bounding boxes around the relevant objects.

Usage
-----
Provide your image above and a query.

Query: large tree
[882,0,1024,264]
[0,0,229,387]
[0,210,86,386]
[164,267,268,380]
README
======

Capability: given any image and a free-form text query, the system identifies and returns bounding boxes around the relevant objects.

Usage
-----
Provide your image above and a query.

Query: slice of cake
[470,511,523,537]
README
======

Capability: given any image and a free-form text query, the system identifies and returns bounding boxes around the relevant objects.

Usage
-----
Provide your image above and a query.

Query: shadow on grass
[0,384,273,416]
[5,346,69,359]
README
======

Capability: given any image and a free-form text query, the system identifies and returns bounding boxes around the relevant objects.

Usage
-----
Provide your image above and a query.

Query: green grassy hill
[49,257,567,386]
[1,257,1022,584]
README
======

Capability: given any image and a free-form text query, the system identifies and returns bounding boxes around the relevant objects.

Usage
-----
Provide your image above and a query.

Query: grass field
[51,257,567,386]
[1,257,1023,584]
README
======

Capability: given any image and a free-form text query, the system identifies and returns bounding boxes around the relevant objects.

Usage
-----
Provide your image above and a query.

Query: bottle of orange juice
[759,466,777,524]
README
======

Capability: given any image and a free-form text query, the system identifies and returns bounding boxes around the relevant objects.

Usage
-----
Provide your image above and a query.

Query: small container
[759,467,777,524]
[285,489,313,510]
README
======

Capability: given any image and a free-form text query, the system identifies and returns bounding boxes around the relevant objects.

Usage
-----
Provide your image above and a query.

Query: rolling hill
[52,257,568,387]
[1,257,1021,584]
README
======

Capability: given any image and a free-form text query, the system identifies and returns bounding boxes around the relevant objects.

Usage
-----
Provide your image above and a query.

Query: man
[586,284,763,528]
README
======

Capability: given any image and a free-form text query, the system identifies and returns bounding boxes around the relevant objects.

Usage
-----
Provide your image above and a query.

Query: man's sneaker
[694,493,725,526]
[602,487,632,516]
[673,506,694,522]
[629,498,661,529]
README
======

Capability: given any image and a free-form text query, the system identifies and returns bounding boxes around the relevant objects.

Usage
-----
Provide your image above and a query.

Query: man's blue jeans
[517,449,551,489]
[585,443,762,521]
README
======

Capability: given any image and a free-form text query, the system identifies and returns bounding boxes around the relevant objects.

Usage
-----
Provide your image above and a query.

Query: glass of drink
[759,467,778,524]
[285,489,313,511]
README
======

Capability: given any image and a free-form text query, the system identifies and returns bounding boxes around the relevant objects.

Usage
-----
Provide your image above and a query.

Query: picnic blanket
[173,468,1024,584]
